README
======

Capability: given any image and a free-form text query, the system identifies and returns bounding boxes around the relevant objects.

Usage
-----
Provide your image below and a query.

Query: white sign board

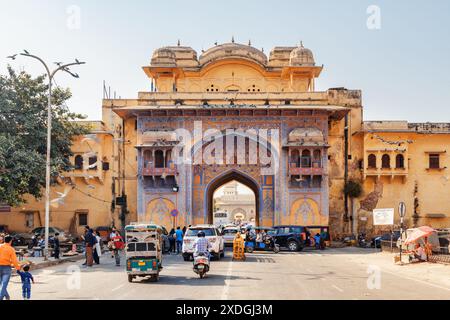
[373,208,394,226]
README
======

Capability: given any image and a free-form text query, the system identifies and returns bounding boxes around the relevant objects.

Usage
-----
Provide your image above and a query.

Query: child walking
[17,265,34,300]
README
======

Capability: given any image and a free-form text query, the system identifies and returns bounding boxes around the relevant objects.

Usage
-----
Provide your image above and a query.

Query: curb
[24,255,85,271]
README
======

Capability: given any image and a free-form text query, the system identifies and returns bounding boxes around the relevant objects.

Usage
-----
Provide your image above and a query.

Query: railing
[141,166,177,176]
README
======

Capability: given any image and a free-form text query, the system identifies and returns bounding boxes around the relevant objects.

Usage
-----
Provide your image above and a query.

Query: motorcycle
[193,252,210,279]
[358,233,369,248]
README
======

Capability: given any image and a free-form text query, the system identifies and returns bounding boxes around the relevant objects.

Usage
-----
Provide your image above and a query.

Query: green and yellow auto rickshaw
[125,223,163,282]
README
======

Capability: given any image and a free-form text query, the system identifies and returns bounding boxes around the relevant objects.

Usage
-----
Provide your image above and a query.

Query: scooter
[193,252,210,279]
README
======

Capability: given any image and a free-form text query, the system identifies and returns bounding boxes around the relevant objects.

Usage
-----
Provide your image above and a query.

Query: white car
[222,227,240,246]
[182,225,225,261]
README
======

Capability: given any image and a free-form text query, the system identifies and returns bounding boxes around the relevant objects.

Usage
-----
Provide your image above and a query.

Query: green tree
[0,66,88,206]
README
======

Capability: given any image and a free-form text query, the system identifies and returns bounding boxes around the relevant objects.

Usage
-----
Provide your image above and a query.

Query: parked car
[371,231,401,248]
[13,227,74,246]
[272,225,307,251]
[182,224,225,261]
[222,226,240,246]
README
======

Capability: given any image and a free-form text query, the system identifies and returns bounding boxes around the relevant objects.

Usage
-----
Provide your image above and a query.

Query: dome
[150,47,177,67]
[288,127,324,143]
[142,130,178,144]
[289,43,315,66]
[199,43,268,67]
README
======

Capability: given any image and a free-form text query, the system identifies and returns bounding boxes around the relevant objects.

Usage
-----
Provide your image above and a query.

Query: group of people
[168,226,190,254]
[0,234,34,300]
[82,226,124,267]
[28,233,61,259]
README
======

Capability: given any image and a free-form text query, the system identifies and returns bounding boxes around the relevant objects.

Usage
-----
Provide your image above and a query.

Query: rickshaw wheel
[246,247,254,253]
[149,274,159,282]
[128,275,133,283]
[199,273,204,279]
[273,245,280,253]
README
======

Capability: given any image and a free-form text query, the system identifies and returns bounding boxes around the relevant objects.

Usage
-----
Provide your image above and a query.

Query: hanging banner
[373,208,394,225]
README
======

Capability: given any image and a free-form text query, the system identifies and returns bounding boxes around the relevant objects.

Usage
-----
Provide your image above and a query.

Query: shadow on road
[132,273,261,286]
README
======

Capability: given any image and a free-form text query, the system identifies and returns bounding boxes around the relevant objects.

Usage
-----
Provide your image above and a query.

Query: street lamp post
[398,201,406,265]
[8,51,85,260]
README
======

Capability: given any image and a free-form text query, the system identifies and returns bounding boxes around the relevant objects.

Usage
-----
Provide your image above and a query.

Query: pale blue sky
[1,0,449,122]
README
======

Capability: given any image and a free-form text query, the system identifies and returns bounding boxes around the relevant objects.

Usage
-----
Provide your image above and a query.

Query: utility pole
[398,202,406,264]
[344,114,349,234]
[8,52,85,260]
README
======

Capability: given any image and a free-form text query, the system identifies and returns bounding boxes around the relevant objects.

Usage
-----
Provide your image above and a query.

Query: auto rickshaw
[125,223,163,283]
[244,227,280,253]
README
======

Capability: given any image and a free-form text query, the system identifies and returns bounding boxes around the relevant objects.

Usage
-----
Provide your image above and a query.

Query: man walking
[175,226,183,254]
[53,233,60,260]
[0,235,21,300]
[83,226,96,267]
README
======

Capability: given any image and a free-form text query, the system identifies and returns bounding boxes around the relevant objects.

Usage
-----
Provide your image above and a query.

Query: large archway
[205,170,260,226]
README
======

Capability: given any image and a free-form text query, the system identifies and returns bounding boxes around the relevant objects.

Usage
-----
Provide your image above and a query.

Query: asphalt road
[6,247,450,300]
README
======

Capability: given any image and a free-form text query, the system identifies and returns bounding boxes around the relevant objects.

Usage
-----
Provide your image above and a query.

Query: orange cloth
[0,243,20,270]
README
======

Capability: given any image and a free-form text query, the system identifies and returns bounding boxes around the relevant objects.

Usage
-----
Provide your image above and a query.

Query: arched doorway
[205,170,260,225]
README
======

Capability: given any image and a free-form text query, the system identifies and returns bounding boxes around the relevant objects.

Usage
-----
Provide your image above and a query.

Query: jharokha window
[367,154,376,169]
[154,150,165,168]
[74,155,83,170]
[381,154,390,169]
[429,154,440,169]
[396,154,405,169]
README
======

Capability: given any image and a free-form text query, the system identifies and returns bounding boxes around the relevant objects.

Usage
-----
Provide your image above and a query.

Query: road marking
[220,260,233,300]
[332,284,344,293]
[111,284,125,292]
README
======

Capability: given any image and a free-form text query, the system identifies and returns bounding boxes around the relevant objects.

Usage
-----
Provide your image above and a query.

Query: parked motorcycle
[193,252,210,279]
[358,233,369,248]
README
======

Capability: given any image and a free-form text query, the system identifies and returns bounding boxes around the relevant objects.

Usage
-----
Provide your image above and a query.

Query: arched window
[291,150,300,167]
[88,155,97,170]
[313,149,321,167]
[396,154,404,168]
[154,150,164,168]
[301,150,311,167]
[143,150,153,168]
[368,154,376,169]
[74,155,83,170]
[381,154,390,169]
[166,150,172,168]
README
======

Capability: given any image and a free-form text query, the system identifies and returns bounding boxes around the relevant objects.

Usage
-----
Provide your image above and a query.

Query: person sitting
[255,230,263,243]
[193,231,211,259]
[412,243,427,262]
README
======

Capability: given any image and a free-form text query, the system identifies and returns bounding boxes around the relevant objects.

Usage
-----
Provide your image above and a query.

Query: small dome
[142,130,177,144]
[289,43,315,66]
[288,127,323,143]
[151,48,177,67]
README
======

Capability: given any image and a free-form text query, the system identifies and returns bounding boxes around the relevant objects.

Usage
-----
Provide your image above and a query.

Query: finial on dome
[214,41,218,46]
[177,39,181,46]
[261,47,264,53]
[248,39,251,46]
[300,40,304,47]
[231,35,235,43]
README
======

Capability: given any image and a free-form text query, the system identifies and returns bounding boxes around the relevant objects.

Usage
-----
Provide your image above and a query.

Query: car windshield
[32,228,44,234]
[223,229,238,235]
[186,228,216,237]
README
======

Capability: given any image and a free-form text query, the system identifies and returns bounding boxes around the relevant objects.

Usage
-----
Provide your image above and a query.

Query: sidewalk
[17,254,85,271]
[334,247,450,290]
